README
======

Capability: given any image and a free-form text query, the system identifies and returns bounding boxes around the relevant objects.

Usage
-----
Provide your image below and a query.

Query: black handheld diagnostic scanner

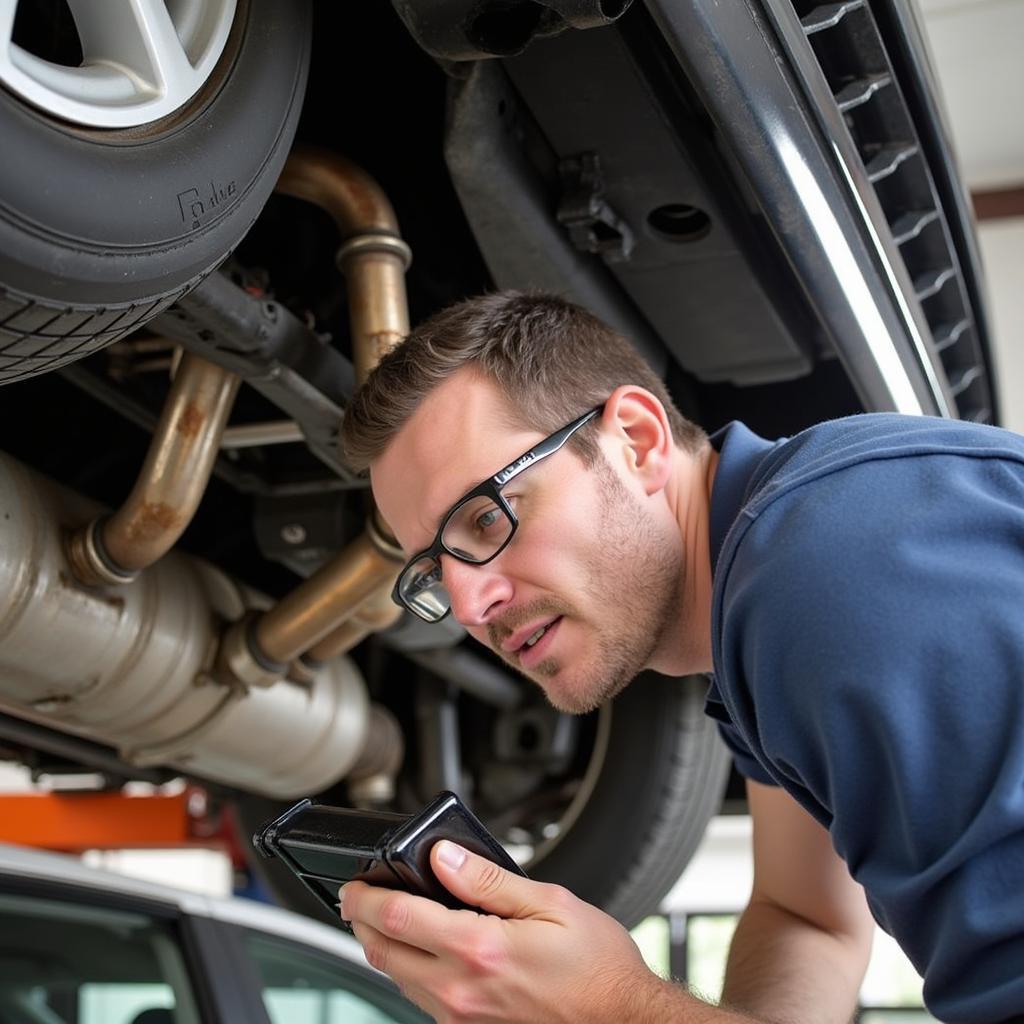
[252,790,526,928]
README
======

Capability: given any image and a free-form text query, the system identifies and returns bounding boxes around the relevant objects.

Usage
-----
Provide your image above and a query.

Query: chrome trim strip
[759,0,954,418]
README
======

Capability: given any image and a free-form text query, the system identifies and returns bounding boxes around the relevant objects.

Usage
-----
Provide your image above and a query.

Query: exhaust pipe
[67,353,239,586]
[226,149,412,681]
[0,151,415,796]
[0,452,368,799]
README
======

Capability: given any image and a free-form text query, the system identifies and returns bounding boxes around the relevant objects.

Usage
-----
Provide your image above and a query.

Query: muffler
[0,452,368,799]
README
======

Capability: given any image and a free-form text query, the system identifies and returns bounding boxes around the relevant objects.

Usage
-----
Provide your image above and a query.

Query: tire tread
[0,271,212,385]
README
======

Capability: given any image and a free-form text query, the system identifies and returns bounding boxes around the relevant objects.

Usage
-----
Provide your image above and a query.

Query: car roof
[0,842,368,966]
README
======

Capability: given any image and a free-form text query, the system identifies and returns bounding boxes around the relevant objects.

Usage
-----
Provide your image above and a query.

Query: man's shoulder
[747,412,1024,511]
[716,412,1024,637]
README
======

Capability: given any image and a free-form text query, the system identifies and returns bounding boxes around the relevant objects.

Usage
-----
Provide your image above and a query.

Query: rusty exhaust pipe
[68,353,239,586]
[305,588,404,665]
[0,451,368,799]
[273,148,412,384]
[10,149,416,793]
[244,514,402,673]
[222,149,410,686]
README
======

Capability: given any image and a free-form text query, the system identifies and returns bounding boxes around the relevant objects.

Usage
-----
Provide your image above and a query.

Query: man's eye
[475,507,502,532]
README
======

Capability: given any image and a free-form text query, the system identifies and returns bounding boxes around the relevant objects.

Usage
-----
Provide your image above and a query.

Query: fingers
[349,918,436,988]
[430,840,563,921]
[342,868,599,1023]
[341,879,469,956]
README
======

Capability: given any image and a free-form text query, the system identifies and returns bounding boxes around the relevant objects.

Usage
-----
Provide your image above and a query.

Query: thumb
[431,840,540,920]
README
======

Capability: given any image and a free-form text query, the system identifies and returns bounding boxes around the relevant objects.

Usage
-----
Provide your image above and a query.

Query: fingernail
[437,840,467,870]
[337,884,346,915]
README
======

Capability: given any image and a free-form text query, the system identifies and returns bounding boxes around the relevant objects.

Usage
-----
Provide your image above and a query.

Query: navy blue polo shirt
[706,413,1024,1023]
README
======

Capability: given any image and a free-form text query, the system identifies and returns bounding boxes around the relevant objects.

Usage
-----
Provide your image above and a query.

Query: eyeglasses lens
[398,498,514,621]
[441,495,514,561]
[400,555,450,621]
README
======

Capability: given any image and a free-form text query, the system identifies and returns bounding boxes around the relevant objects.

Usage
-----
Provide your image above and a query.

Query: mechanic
[337,291,1024,1024]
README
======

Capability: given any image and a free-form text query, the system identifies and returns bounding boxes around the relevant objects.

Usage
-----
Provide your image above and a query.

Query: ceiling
[918,0,1024,190]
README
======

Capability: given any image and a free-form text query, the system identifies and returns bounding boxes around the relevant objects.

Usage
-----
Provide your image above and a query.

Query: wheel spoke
[0,0,233,127]
[67,0,196,99]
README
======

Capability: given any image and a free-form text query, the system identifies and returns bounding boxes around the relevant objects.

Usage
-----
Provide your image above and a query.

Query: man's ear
[601,386,673,495]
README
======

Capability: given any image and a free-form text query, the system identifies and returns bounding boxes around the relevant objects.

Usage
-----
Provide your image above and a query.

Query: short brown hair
[340,291,705,471]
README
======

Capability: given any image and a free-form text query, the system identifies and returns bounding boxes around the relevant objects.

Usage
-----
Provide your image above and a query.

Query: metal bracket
[153,272,361,485]
[557,153,635,264]
[392,0,634,62]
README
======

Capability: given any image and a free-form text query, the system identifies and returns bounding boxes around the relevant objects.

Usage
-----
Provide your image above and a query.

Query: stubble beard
[491,460,684,715]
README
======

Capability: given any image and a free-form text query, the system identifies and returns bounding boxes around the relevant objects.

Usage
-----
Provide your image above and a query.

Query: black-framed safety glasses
[392,405,604,622]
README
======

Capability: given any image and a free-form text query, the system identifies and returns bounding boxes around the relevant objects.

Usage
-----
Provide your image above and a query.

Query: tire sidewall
[0,0,311,305]
[527,674,728,922]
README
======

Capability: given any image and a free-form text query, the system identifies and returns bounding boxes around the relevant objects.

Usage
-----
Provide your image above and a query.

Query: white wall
[918,0,1024,190]
[978,218,1024,432]
[919,0,1024,431]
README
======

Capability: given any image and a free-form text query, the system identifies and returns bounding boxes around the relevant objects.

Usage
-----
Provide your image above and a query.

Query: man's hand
[340,839,671,1023]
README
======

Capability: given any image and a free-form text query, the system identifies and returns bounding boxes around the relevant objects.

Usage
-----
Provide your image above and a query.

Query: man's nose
[440,554,512,627]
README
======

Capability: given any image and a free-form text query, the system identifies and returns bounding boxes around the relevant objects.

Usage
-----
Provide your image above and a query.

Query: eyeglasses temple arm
[491,406,602,488]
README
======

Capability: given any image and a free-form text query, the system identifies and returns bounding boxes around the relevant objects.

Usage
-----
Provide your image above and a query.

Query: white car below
[0,842,429,1024]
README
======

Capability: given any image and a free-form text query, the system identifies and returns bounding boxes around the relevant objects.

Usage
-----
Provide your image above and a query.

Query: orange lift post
[0,790,199,852]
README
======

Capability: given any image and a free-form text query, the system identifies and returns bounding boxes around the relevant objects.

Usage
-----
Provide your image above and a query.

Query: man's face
[371,369,684,713]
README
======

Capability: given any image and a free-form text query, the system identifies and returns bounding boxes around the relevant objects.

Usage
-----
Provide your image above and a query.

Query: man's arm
[721,781,875,1024]
[339,782,873,1023]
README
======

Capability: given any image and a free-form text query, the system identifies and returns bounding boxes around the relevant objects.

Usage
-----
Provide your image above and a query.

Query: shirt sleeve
[703,679,776,785]
[716,452,1024,1023]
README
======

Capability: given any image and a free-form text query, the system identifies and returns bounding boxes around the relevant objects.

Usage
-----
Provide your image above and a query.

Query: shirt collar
[708,421,779,573]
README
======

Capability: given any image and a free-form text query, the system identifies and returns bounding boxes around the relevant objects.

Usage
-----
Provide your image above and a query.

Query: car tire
[237,674,729,930]
[525,673,729,926]
[0,0,311,386]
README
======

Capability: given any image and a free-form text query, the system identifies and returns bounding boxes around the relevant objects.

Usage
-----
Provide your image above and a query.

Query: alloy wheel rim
[0,0,237,128]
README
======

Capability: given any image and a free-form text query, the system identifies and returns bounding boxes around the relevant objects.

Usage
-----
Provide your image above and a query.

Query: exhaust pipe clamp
[336,232,413,272]
[65,517,139,587]
[220,613,288,690]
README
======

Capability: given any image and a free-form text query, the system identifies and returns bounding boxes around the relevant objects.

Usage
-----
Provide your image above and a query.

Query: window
[244,931,429,1024]
[0,890,200,1024]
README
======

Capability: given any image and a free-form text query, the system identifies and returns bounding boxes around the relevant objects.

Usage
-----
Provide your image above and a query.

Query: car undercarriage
[0,0,995,925]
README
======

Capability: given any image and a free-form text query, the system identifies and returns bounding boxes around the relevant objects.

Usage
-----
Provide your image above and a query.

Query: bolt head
[281,523,306,545]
